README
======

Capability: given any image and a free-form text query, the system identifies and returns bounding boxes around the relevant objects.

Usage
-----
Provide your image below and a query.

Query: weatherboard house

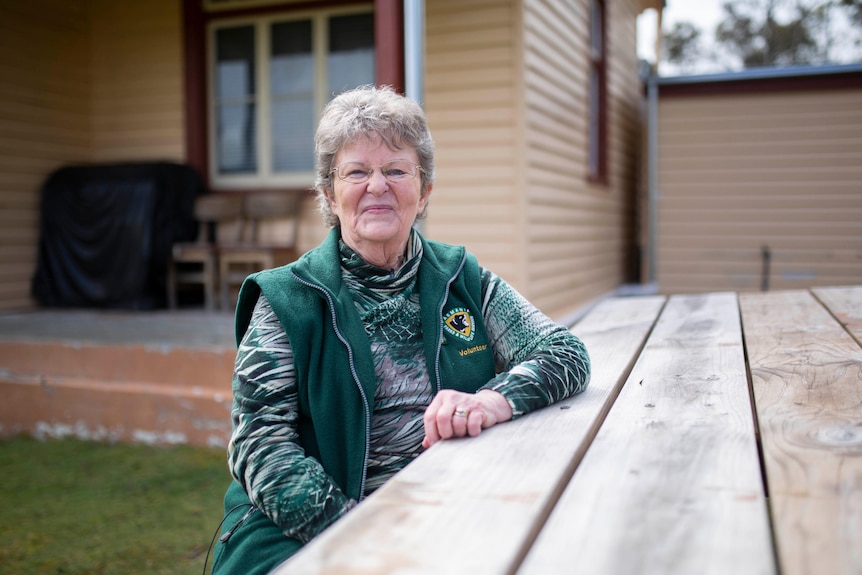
[3,2,862,446]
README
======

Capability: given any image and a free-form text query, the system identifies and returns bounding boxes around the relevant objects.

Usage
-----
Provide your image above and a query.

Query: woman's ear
[325,187,340,215]
[418,184,432,213]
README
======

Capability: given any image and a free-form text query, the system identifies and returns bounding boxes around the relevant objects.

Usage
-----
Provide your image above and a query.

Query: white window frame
[207,4,374,190]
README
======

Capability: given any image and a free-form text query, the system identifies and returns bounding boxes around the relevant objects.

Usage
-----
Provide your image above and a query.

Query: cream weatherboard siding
[89,0,185,163]
[0,0,649,315]
[424,0,645,320]
[0,1,91,311]
[423,0,523,288]
[0,0,185,311]
[523,0,642,318]
[656,81,862,294]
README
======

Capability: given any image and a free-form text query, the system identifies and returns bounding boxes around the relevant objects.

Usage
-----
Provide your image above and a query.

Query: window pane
[218,102,257,173]
[215,26,257,173]
[327,13,375,97]
[270,20,314,172]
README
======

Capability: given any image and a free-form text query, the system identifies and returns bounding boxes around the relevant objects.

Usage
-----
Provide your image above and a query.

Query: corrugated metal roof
[657,62,862,86]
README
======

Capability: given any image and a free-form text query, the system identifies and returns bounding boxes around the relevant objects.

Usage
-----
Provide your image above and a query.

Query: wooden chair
[219,191,303,309]
[167,193,243,310]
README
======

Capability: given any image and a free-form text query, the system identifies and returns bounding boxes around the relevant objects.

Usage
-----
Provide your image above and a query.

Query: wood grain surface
[740,289,862,575]
[274,295,666,575]
[519,292,774,575]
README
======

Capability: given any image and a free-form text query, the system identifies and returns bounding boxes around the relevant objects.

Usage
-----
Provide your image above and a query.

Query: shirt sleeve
[228,293,354,543]
[478,268,591,417]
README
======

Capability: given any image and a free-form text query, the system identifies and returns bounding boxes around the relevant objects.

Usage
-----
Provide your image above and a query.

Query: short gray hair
[313,85,435,227]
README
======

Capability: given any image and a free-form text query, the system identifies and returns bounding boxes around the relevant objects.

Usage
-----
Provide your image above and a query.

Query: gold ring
[454,407,469,418]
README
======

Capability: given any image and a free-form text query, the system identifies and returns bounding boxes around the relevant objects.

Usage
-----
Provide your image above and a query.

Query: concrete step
[0,310,236,447]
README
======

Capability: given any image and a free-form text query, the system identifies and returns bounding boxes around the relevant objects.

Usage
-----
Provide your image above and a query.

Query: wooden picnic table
[274,286,862,575]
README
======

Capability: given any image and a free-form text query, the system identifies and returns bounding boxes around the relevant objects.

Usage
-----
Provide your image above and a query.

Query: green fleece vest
[215,230,499,574]
[233,227,496,501]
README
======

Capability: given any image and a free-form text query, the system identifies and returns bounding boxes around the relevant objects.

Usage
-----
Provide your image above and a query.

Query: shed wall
[657,87,862,293]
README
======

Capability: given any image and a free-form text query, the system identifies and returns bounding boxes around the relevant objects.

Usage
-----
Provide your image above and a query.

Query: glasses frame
[329,160,425,184]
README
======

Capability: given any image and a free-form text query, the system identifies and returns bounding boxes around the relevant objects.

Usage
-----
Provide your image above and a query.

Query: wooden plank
[273,295,666,575]
[739,289,862,575]
[812,285,862,346]
[519,292,774,575]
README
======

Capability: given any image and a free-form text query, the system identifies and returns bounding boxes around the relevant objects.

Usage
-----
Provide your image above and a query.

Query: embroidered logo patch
[443,307,475,341]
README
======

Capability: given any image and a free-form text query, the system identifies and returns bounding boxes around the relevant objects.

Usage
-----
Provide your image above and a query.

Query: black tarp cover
[32,162,202,309]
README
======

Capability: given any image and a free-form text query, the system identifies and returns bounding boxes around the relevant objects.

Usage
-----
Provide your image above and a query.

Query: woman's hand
[422,389,513,448]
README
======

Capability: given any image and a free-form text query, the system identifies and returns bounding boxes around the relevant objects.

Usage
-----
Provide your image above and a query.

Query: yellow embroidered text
[458,344,487,357]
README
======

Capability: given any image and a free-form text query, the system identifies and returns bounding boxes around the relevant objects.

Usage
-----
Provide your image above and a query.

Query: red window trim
[588,0,608,186]
[658,68,862,98]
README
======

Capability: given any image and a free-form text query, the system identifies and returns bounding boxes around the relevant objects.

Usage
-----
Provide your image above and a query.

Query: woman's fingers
[422,389,511,448]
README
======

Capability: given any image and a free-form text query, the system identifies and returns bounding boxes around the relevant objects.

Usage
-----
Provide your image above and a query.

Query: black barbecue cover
[32,162,203,309]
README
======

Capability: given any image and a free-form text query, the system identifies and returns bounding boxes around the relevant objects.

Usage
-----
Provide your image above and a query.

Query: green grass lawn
[0,435,231,575]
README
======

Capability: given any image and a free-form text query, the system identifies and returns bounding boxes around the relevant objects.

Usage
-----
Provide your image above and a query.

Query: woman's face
[327,136,430,264]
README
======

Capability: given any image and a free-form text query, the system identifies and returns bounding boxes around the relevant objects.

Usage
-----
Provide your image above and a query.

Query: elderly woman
[211,86,590,574]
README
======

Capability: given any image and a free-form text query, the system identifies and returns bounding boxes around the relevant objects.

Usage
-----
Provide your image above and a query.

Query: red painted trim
[182,0,209,186]
[597,0,608,183]
[209,187,316,196]
[201,0,368,22]
[659,69,862,98]
[374,0,404,93]
[589,0,609,185]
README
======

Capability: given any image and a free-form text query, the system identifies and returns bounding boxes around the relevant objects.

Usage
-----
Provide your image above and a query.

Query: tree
[661,0,862,73]
[716,0,825,67]
[840,0,862,25]
[662,22,704,73]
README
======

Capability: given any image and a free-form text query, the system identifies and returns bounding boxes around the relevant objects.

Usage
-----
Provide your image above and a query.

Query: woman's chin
[351,220,408,245]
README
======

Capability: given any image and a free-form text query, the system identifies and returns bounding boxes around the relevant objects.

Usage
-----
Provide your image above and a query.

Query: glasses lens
[336,162,372,183]
[381,161,417,181]
[334,161,419,183]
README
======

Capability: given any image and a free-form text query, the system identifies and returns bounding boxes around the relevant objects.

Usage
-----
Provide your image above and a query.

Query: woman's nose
[366,169,389,194]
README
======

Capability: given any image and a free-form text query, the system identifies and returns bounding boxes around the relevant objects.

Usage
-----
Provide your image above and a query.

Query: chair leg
[220,259,231,311]
[203,253,217,311]
[167,262,178,309]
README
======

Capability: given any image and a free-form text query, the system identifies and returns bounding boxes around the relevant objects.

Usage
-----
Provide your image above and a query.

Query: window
[210,8,375,188]
[588,0,607,182]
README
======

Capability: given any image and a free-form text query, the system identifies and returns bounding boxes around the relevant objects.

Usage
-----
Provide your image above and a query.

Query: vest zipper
[290,271,372,501]
[434,252,468,393]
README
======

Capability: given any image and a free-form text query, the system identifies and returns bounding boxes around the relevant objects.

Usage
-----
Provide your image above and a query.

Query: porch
[0,308,235,447]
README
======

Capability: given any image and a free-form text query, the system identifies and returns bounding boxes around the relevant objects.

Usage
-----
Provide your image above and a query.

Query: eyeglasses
[330,160,424,184]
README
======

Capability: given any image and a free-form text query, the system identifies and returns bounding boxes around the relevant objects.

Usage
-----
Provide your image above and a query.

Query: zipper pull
[219,506,258,544]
